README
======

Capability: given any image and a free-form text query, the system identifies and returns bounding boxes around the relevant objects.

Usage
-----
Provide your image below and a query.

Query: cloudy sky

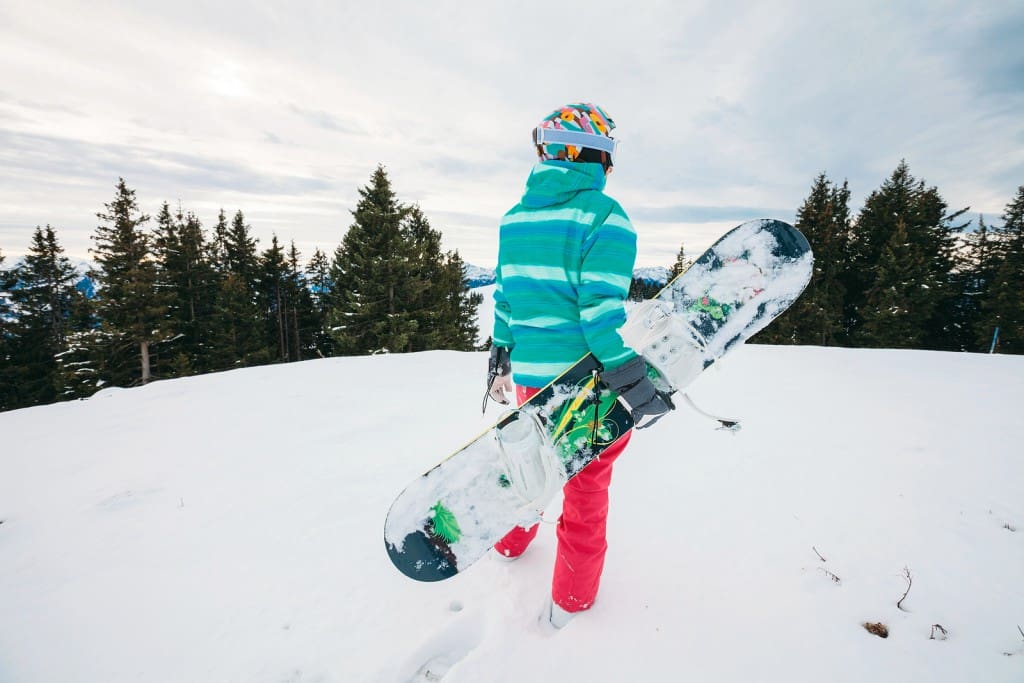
[1,0,1021,268]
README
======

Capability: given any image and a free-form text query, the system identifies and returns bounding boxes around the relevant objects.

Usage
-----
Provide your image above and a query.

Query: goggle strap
[533,127,617,155]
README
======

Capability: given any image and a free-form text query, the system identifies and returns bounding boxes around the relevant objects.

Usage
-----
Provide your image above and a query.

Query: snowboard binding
[494,409,566,513]
[619,299,708,392]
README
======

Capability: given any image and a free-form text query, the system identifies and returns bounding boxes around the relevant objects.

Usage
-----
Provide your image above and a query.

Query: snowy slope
[1,347,1023,682]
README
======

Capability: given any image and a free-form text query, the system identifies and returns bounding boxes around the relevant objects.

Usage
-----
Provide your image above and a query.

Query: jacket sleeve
[578,202,638,370]
[492,264,515,349]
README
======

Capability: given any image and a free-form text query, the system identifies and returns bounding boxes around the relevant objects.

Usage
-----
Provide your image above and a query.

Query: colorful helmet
[533,103,617,165]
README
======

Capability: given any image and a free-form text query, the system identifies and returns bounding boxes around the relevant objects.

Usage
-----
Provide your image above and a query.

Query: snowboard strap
[589,369,603,448]
[680,393,742,432]
[495,409,566,512]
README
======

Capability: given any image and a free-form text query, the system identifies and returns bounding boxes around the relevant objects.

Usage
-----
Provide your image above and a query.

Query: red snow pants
[493,384,632,613]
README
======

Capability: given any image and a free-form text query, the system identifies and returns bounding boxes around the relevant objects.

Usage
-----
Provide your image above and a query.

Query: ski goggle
[533,126,619,165]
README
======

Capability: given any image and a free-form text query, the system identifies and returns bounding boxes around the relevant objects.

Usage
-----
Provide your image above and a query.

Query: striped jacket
[492,160,638,387]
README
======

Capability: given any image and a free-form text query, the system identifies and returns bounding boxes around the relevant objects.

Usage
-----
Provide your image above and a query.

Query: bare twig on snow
[897,566,912,612]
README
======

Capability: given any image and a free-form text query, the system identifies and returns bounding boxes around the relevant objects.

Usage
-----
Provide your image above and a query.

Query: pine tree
[209,273,262,368]
[4,225,87,405]
[978,186,1024,353]
[54,327,104,402]
[403,205,480,351]
[150,202,186,377]
[252,236,316,363]
[208,209,230,274]
[919,195,970,351]
[329,165,418,354]
[90,179,169,385]
[285,241,318,361]
[305,247,334,357]
[858,219,934,347]
[179,210,218,369]
[0,248,16,411]
[226,210,260,285]
[152,203,217,375]
[403,205,443,350]
[435,249,483,351]
[0,250,11,325]
[845,161,966,349]
[258,234,291,362]
[328,168,480,354]
[208,210,263,368]
[759,174,851,345]
[954,215,997,352]
[669,242,693,280]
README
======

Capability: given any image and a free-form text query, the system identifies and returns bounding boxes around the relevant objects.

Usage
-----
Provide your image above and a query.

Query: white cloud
[0,0,1021,268]
[205,61,253,99]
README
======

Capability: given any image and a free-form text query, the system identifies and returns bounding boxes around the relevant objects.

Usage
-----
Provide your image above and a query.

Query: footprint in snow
[95,488,162,510]
[399,609,485,682]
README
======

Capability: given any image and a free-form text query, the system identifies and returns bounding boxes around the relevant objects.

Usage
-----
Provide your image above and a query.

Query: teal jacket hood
[521,161,607,209]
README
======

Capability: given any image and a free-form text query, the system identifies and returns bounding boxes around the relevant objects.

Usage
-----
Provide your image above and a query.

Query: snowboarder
[484,102,673,628]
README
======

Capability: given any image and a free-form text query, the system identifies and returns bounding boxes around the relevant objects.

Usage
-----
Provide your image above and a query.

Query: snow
[1,345,1023,682]
[474,284,495,345]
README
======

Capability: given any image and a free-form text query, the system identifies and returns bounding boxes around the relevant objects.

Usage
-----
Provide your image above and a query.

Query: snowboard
[385,219,813,582]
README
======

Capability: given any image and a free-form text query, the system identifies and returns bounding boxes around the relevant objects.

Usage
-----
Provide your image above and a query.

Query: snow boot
[547,598,576,629]
[491,548,523,563]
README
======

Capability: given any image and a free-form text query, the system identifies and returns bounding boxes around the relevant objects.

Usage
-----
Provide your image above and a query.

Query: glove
[601,356,675,429]
[482,345,513,412]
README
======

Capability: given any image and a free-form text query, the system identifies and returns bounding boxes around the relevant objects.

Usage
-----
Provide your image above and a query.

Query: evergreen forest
[2,160,1022,414]
[0,166,482,412]
[756,162,1023,354]
[631,162,1022,357]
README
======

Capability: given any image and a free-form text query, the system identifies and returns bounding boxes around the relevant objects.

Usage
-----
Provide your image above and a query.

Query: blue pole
[989,327,1000,354]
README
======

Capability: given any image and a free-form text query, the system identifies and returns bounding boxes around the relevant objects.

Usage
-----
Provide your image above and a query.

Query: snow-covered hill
[1,347,1023,682]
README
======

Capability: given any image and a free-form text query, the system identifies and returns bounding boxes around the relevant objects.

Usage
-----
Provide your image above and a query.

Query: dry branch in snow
[897,566,912,612]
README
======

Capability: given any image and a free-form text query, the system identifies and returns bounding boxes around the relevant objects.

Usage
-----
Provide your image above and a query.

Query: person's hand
[630,389,675,429]
[482,346,513,412]
[489,374,513,406]
[600,357,675,429]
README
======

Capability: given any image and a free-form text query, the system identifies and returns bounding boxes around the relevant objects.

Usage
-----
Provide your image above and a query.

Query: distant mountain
[464,264,671,289]
[463,264,496,288]
[633,266,669,285]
